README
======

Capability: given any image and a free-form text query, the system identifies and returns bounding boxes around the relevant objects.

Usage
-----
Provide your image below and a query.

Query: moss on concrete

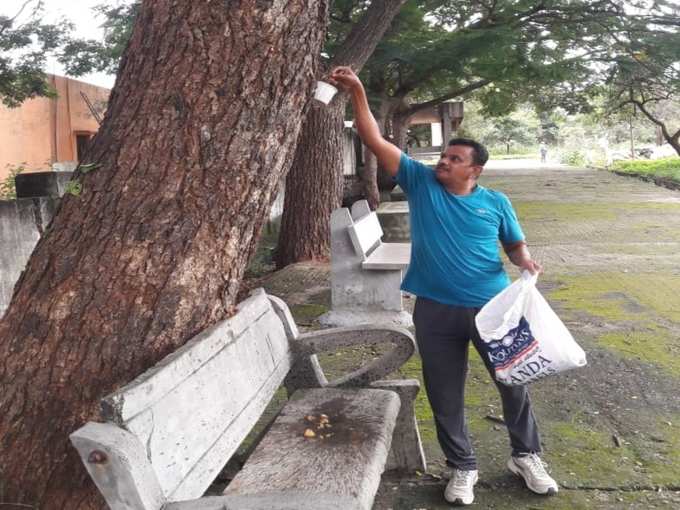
[515,202,619,222]
[288,303,328,324]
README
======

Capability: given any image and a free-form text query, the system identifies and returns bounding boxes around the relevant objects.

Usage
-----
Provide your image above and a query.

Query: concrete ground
[251,160,680,509]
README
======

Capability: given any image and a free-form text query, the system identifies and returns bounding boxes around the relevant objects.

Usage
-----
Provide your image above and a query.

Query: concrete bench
[70,288,425,510]
[320,199,412,327]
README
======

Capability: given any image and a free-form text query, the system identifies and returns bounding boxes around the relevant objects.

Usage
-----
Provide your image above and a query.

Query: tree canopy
[0,1,73,106]
[356,0,679,149]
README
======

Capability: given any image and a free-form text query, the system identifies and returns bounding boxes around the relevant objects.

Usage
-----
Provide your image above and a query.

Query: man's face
[434,145,483,188]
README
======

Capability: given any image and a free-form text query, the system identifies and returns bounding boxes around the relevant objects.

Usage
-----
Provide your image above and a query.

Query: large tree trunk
[0,1,328,507]
[275,0,407,267]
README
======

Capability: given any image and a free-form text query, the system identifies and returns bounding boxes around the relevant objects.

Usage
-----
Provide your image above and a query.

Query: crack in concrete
[31,198,44,235]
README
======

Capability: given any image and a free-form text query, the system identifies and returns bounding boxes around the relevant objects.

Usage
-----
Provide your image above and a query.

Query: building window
[76,134,93,162]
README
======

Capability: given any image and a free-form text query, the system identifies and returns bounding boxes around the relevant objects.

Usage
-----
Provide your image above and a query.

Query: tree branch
[400,79,491,118]
[0,0,35,37]
[331,0,408,71]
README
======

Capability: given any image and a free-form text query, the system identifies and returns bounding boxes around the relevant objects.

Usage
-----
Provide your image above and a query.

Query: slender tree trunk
[275,0,407,267]
[274,98,346,265]
[361,98,391,209]
[362,148,380,209]
[0,1,328,507]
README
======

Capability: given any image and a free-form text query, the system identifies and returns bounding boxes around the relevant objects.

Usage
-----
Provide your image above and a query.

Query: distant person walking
[539,143,548,163]
[329,66,559,507]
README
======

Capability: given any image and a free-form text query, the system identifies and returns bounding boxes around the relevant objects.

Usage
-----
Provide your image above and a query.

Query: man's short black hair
[448,138,489,166]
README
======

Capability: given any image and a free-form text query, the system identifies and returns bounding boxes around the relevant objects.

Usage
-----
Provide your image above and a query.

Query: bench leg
[371,379,427,472]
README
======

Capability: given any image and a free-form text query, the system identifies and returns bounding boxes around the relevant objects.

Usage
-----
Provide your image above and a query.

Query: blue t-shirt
[396,153,524,307]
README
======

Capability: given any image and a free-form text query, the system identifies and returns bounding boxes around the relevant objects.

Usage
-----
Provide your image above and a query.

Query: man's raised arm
[329,67,402,176]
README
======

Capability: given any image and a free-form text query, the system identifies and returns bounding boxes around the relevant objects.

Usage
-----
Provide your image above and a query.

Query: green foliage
[560,149,586,167]
[78,162,101,174]
[611,157,680,181]
[59,1,140,76]
[0,1,76,106]
[0,163,25,200]
[64,180,82,197]
[482,116,536,154]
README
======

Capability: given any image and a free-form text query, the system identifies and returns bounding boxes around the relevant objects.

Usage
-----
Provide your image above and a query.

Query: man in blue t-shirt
[330,67,559,506]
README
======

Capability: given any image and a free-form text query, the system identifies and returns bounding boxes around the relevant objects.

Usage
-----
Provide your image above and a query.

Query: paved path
[374,165,680,509]
[258,163,680,509]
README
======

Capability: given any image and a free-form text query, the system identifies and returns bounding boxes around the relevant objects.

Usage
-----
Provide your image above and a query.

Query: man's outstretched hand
[328,66,362,93]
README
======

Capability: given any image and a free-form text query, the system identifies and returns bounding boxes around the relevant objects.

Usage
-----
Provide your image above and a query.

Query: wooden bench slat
[223,387,400,510]
[362,243,410,270]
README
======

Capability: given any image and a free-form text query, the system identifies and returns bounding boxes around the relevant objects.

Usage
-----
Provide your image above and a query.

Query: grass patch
[610,157,680,183]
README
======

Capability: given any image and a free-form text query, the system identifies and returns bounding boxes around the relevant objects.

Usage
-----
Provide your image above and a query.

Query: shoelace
[453,470,476,488]
[522,454,550,479]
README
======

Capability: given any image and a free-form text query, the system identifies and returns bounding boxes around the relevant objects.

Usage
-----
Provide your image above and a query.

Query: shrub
[560,150,586,167]
[0,164,26,200]
[611,157,680,180]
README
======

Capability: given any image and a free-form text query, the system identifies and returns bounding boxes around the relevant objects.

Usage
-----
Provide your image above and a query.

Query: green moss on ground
[547,272,680,376]
[549,272,680,322]
[514,201,680,224]
[515,202,618,222]
[598,329,680,375]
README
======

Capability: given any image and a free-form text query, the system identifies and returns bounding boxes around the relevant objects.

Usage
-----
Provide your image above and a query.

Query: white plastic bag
[475,271,587,386]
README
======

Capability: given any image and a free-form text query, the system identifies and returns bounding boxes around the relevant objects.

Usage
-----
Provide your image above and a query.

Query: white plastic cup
[314,81,338,105]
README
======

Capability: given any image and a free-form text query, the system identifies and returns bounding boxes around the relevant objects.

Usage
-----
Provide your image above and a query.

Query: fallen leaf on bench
[304,428,316,438]
[305,415,315,422]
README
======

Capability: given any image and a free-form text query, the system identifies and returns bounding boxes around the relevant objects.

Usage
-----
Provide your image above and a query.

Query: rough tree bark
[0,0,328,507]
[275,0,407,267]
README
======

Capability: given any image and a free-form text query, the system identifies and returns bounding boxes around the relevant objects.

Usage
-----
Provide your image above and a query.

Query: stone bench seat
[70,289,425,510]
[361,242,410,270]
[168,388,399,510]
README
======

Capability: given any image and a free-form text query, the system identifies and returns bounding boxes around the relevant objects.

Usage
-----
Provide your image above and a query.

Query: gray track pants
[413,296,542,470]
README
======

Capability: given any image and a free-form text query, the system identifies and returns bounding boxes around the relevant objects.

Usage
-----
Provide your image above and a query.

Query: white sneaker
[444,468,478,506]
[508,453,559,495]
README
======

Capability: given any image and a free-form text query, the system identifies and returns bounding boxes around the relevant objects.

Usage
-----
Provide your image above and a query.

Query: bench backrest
[347,211,383,260]
[99,289,294,502]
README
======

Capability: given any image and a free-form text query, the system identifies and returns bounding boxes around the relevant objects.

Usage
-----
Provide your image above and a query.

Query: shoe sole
[450,498,472,506]
[507,459,559,496]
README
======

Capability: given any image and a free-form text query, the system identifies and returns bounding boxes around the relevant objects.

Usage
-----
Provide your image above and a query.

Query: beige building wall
[0,75,110,182]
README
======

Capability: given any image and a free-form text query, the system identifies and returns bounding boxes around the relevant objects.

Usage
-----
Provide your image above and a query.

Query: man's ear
[472,165,483,179]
